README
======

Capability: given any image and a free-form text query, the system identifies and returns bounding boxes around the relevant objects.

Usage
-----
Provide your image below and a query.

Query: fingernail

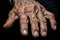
[42,31,47,37]
[23,30,28,35]
[53,25,57,30]
[33,31,39,37]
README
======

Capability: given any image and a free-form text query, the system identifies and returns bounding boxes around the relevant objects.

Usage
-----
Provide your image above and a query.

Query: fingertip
[3,24,9,29]
[3,24,6,28]
[3,23,12,29]
[21,29,28,36]
[32,31,39,38]
[41,31,47,37]
[52,25,57,30]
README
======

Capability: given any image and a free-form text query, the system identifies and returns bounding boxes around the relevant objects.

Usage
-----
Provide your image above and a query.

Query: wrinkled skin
[3,0,57,38]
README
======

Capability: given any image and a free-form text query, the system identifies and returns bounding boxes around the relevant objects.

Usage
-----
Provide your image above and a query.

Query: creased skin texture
[3,0,57,37]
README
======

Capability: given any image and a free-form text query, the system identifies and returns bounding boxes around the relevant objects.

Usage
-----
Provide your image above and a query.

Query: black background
[0,0,60,40]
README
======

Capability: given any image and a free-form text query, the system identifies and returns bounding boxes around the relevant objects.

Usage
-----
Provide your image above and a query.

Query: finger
[24,4,39,37]
[20,14,28,36]
[29,14,39,37]
[37,9,47,37]
[3,9,18,29]
[44,10,57,30]
[34,2,47,37]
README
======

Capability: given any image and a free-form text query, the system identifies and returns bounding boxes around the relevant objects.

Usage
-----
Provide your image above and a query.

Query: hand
[3,0,57,38]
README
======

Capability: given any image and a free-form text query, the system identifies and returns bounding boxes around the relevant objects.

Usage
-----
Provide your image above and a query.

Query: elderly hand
[3,0,57,38]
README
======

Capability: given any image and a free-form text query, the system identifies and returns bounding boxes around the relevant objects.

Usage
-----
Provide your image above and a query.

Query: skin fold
[3,0,57,38]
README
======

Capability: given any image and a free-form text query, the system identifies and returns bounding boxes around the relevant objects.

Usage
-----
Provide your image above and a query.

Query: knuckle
[20,15,28,23]
[49,13,55,18]
[9,10,15,17]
